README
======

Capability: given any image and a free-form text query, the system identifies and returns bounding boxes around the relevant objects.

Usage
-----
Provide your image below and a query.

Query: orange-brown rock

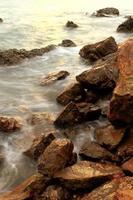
[0,116,22,132]
[27,112,55,125]
[38,138,74,177]
[121,158,133,175]
[109,39,133,125]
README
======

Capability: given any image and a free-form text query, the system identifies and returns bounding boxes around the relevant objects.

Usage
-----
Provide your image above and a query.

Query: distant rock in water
[65,21,78,28]
[117,16,133,33]
[0,44,56,66]
[0,18,3,23]
[59,39,77,47]
[0,116,22,132]
[92,7,119,17]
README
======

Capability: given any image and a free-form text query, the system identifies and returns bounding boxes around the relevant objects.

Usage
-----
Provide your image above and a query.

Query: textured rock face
[59,39,77,47]
[109,39,133,125]
[54,161,123,190]
[24,132,56,160]
[121,158,133,175]
[0,116,22,132]
[117,17,133,33]
[93,7,119,17]
[65,21,78,28]
[79,37,118,61]
[38,138,74,177]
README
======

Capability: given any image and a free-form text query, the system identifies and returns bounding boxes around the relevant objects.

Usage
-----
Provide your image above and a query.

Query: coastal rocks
[65,21,78,28]
[0,44,56,66]
[121,158,133,175]
[109,39,133,125]
[27,112,55,125]
[79,37,118,62]
[0,116,22,132]
[54,102,82,128]
[24,132,56,160]
[57,83,85,106]
[94,125,125,150]
[92,7,119,17]
[117,16,133,33]
[38,138,74,177]
[59,39,77,47]
[40,71,70,86]
[0,18,3,23]
[54,161,123,190]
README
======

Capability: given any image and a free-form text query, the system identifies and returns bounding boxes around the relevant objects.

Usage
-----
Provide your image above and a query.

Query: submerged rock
[40,71,70,86]
[79,37,118,62]
[117,16,133,33]
[0,18,3,23]
[27,112,55,125]
[54,161,123,190]
[0,116,22,132]
[92,7,119,17]
[65,21,78,28]
[38,138,74,177]
[59,39,77,47]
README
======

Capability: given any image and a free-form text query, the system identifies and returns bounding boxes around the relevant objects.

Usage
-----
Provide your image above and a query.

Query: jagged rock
[77,102,101,121]
[59,39,77,47]
[92,7,119,17]
[79,141,114,162]
[56,83,85,106]
[54,161,123,190]
[121,158,133,175]
[76,53,118,92]
[109,39,133,125]
[24,132,56,160]
[79,37,118,62]
[94,125,125,150]
[65,21,78,28]
[85,90,99,103]
[54,102,82,128]
[27,112,55,125]
[38,138,74,177]
[40,71,70,86]
[117,17,133,33]
[0,116,22,132]
[0,18,3,23]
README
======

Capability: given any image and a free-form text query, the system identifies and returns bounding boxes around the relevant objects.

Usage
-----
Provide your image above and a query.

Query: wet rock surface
[0,116,22,132]
[59,39,77,47]
[92,7,119,17]
[117,16,133,33]
[79,37,118,62]
[65,21,78,28]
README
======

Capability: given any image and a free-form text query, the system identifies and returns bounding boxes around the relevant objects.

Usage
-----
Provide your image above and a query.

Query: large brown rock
[56,83,85,106]
[94,125,125,150]
[38,138,74,177]
[117,17,133,33]
[0,116,22,132]
[79,37,118,62]
[24,132,56,160]
[54,161,123,190]
[109,39,133,125]
[76,53,118,92]
[92,7,119,17]
[121,158,133,175]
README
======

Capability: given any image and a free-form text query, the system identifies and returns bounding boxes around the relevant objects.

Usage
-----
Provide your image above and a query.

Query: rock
[121,158,133,175]
[65,21,78,28]
[0,18,3,23]
[0,45,56,66]
[109,39,133,125]
[56,83,85,106]
[40,185,70,200]
[24,132,56,160]
[0,173,49,200]
[0,116,22,132]
[77,102,101,121]
[27,112,55,125]
[94,125,125,150]
[117,17,133,33]
[76,53,118,92]
[84,90,99,103]
[38,138,74,177]
[40,71,70,86]
[67,152,77,167]
[79,37,118,62]
[54,102,82,128]
[59,39,77,47]
[79,141,114,162]
[0,145,4,166]
[92,7,119,17]
[54,161,123,190]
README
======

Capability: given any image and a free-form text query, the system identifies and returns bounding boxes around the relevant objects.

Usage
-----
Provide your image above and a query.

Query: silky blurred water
[0,0,132,194]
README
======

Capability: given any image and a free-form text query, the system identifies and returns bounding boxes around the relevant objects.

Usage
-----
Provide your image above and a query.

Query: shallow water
[0,0,132,194]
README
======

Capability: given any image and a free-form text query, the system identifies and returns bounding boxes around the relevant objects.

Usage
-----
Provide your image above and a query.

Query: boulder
[94,125,125,150]
[54,102,82,128]
[76,53,118,92]
[59,39,77,47]
[79,141,114,162]
[92,7,119,17]
[0,18,3,23]
[0,116,22,132]
[121,158,133,175]
[79,37,118,62]
[40,71,70,86]
[65,21,78,28]
[38,138,74,177]
[117,17,133,33]
[109,39,133,125]
[24,132,56,160]
[54,161,123,190]
[56,83,85,106]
